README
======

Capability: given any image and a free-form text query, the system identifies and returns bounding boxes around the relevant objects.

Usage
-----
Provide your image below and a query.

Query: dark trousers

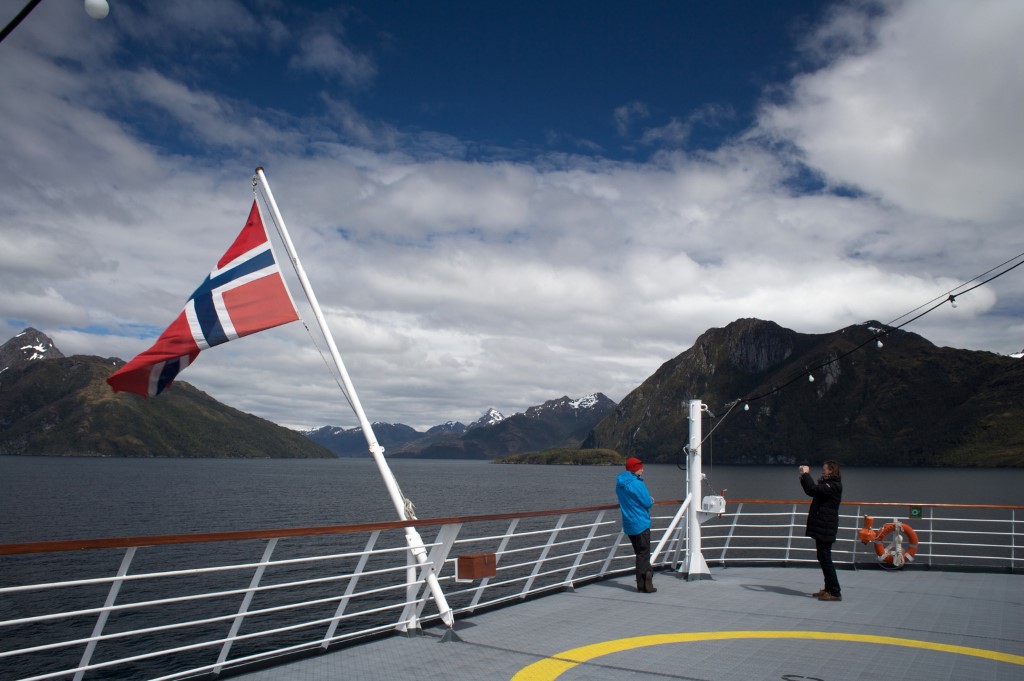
[628,529,652,585]
[816,539,840,595]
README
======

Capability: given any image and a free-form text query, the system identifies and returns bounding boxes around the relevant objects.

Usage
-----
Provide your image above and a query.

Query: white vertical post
[75,547,136,681]
[214,538,277,674]
[685,399,712,580]
[254,168,453,628]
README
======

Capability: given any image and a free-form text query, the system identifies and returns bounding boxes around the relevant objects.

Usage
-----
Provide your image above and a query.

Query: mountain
[303,422,424,457]
[1,327,64,371]
[467,408,506,429]
[304,395,617,460]
[0,329,333,458]
[582,318,1024,467]
[390,394,617,459]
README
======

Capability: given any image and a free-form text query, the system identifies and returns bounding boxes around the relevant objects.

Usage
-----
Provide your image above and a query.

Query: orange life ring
[873,522,919,567]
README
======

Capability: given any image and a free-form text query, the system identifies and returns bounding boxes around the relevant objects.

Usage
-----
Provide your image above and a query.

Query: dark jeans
[628,528,652,580]
[816,539,840,595]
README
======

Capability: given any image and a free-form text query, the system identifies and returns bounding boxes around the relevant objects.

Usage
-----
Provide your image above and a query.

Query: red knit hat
[625,457,643,472]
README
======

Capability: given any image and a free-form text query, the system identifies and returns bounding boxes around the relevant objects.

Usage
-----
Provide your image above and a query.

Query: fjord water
[1,457,1021,542]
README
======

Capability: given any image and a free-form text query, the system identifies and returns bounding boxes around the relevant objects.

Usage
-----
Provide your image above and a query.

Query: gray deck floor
[229,566,1024,681]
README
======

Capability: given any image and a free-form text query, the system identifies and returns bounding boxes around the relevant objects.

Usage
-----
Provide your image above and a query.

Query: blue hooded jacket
[616,470,653,535]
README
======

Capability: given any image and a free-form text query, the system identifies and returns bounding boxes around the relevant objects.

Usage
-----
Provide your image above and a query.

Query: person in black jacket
[800,460,843,601]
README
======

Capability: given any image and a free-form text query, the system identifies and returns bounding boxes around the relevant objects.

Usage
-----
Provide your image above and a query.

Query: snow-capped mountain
[0,328,65,374]
[467,408,505,430]
[303,395,617,459]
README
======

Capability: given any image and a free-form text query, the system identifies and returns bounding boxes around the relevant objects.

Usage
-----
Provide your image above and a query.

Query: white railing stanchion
[73,546,136,681]
[601,531,624,576]
[400,523,463,631]
[523,515,566,596]
[721,502,742,563]
[469,518,518,611]
[215,538,278,674]
[785,505,798,562]
[565,511,605,589]
[322,531,379,648]
[652,495,691,565]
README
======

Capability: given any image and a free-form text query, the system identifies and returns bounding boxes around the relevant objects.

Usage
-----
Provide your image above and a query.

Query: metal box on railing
[456,553,497,582]
[701,496,726,514]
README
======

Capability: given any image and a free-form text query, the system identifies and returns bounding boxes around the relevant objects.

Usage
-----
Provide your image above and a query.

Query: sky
[1,0,1022,432]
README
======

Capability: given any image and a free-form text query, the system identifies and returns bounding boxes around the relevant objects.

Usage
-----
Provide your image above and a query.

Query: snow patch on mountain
[570,394,599,410]
[468,408,505,429]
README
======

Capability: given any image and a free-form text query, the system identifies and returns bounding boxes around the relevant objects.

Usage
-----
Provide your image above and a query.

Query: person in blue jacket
[616,456,656,593]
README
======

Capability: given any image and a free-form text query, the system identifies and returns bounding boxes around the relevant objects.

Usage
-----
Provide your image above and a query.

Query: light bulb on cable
[876,339,884,349]
[743,403,750,412]
[949,295,958,309]
[84,0,109,19]
[808,373,815,383]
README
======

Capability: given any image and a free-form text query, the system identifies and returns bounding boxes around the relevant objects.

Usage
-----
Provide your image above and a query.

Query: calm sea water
[1,457,1021,543]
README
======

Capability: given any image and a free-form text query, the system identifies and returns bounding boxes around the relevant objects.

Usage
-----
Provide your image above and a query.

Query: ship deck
[228,565,1024,681]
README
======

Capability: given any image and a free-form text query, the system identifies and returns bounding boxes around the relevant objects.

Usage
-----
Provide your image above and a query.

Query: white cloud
[291,30,377,87]
[758,0,1024,222]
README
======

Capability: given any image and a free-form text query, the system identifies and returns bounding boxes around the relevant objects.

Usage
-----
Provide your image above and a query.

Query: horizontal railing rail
[0,499,1020,680]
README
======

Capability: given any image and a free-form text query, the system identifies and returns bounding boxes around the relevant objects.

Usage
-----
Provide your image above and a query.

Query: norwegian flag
[107,201,299,397]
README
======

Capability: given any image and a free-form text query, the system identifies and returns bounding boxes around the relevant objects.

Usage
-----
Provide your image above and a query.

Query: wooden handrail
[1,498,1019,556]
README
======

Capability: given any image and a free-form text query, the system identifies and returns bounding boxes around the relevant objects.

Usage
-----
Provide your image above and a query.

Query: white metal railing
[0,500,1020,680]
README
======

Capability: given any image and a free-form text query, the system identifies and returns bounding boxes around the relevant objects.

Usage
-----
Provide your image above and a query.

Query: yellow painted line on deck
[510,630,1024,681]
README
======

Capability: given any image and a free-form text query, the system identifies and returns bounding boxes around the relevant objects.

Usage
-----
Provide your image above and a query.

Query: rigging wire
[253,183,359,416]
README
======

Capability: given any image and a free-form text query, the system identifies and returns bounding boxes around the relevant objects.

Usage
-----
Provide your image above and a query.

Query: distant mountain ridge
[582,318,1024,467]
[304,394,617,459]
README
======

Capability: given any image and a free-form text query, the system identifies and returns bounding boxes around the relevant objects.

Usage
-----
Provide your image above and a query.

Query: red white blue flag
[107,201,299,397]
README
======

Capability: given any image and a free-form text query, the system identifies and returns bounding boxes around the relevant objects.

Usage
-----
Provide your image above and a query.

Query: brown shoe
[817,592,842,601]
[811,588,827,598]
[643,572,657,593]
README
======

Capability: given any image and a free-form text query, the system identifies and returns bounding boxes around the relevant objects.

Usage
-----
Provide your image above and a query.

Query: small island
[493,448,624,465]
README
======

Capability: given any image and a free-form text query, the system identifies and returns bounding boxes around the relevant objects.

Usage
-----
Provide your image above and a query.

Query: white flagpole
[253,167,454,628]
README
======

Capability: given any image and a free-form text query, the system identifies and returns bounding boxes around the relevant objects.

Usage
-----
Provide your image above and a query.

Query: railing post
[926,506,934,568]
[721,502,742,565]
[522,514,566,596]
[214,538,277,674]
[73,546,136,681]
[398,523,462,631]
[322,530,380,648]
[565,511,605,590]
[852,505,861,568]
[652,495,691,565]
[600,531,623,576]
[785,505,798,563]
[469,519,518,611]
[1012,509,1017,571]
[668,515,686,569]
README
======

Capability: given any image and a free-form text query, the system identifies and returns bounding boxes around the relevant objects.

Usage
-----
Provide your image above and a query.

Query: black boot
[636,575,645,592]
[643,571,657,593]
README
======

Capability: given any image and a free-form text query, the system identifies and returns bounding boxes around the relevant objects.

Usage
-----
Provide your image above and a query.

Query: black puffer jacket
[801,473,842,542]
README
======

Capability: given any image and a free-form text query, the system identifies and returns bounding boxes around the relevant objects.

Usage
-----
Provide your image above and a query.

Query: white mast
[685,399,712,580]
[253,168,454,628]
